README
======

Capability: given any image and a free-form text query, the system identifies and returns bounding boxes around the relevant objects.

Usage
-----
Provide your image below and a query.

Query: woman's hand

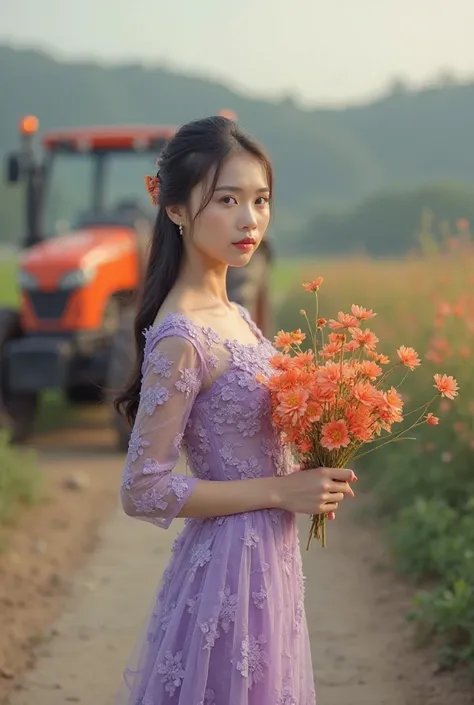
[278,466,357,517]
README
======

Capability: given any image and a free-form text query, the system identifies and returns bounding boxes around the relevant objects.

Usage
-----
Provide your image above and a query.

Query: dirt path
[4,447,473,705]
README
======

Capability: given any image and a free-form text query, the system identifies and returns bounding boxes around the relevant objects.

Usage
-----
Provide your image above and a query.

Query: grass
[0,430,41,550]
[0,258,18,307]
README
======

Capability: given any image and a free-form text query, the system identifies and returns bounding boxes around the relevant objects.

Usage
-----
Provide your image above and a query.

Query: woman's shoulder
[148,309,201,339]
[142,310,220,374]
[143,311,201,357]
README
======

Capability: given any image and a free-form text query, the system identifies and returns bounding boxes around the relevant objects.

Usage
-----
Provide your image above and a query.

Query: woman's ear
[165,205,186,226]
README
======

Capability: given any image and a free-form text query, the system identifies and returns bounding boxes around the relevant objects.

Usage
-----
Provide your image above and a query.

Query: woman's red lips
[233,238,255,245]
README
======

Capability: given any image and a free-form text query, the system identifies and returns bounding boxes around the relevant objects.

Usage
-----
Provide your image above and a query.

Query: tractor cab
[7,119,176,242]
[1,117,177,444]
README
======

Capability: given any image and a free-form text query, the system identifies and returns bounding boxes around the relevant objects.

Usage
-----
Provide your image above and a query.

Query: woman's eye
[256,197,270,205]
[220,196,237,205]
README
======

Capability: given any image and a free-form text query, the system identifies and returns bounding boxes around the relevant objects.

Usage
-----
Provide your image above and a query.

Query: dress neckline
[151,304,264,350]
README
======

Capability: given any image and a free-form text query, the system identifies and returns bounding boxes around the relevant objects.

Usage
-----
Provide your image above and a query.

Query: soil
[1,406,473,705]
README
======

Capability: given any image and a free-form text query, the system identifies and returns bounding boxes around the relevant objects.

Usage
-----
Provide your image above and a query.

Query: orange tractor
[0,114,273,448]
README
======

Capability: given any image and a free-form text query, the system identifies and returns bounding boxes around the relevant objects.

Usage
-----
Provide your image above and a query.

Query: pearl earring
[179,223,184,236]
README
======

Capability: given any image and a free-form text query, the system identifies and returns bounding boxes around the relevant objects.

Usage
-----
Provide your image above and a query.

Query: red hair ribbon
[144,175,160,205]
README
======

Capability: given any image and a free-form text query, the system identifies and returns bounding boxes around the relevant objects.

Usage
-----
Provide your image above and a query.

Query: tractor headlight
[17,270,39,290]
[58,266,97,290]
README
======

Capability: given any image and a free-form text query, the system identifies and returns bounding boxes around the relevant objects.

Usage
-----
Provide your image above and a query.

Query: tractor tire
[66,384,103,405]
[105,307,136,453]
[0,308,38,444]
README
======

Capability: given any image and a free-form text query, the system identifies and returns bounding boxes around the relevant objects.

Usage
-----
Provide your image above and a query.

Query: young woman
[114,115,357,705]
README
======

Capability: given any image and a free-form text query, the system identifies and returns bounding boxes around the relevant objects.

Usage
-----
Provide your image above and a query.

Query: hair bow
[144,174,160,205]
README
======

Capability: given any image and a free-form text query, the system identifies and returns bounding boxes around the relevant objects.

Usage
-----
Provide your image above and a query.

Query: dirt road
[4,427,473,705]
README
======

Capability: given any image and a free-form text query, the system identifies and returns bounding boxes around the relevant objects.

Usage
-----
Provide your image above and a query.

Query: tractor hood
[20,227,137,288]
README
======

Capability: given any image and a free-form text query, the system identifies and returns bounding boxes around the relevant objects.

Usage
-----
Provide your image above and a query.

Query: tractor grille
[28,291,70,321]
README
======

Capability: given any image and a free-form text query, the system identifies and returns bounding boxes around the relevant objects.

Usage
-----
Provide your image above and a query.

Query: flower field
[276,234,474,674]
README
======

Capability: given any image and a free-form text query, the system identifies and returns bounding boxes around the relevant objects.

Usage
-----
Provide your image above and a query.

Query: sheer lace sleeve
[120,332,203,529]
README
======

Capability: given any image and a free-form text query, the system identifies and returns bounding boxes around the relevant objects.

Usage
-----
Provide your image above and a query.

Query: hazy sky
[2,0,474,105]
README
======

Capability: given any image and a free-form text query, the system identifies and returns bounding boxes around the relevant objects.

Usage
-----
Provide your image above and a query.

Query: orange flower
[436,302,451,317]
[267,367,306,392]
[344,340,360,354]
[310,384,337,405]
[316,362,341,393]
[291,329,306,346]
[330,332,346,343]
[430,337,449,352]
[293,350,314,369]
[350,328,379,351]
[375,387,403,425]
[426,413,439,425]
[351,304,376,320]
[345,405,374,442]
[359,360,382,380]
[274,330,295,352]
[319,342,342,359]
[341,361,359,383]
[425,350,443,364]
[316,317,327,328]
[329,312,359,330]
[433,374,459,400]
[303,277,324,292]
[269,354,293,371]
[368,351,390,365]
[352,381,379,407]
[456,218,469,231]
[276,386,310,424]
[320,419,351,451]
[396,346,421,371]
[385,386,404,411]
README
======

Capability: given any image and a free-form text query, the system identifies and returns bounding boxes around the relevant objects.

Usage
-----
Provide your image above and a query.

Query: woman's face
[185,150,271,268]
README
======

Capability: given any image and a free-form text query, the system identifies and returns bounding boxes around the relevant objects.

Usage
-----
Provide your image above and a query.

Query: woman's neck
[175,255,231,309]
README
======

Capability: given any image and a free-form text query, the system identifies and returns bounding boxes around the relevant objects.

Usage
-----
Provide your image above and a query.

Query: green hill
[1,45,474,253]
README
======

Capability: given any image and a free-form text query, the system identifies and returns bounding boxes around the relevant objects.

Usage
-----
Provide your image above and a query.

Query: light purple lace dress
[116,305,316,705]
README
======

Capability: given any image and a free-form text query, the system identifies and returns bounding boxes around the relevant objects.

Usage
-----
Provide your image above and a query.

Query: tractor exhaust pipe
[5,115,44,249]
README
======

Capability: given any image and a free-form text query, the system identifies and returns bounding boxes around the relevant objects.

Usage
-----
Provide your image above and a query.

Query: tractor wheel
[66,384,103,405]
[105,307,136,453]
[0,308,38,444]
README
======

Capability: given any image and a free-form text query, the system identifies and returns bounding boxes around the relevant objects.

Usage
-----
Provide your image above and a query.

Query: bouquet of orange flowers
[257,277,459,549]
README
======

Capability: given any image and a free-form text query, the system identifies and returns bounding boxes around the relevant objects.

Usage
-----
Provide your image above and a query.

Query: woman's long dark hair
[114,115,273,426]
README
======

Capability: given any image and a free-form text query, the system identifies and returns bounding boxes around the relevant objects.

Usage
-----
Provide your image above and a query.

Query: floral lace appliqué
[235,634,269,690]
[242,525,260,549]
[142,458,167,476]
[189,538,213,582]
[199,616,220,650]
[156,649,186,696]
[169,475,190,501]
[175,368,201,398]
[132,487,167,514]
[128,427,150,462]
[219,585,238,632]
[252,586,268,609]
[148,350,174,377]
[142,383,170,415]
